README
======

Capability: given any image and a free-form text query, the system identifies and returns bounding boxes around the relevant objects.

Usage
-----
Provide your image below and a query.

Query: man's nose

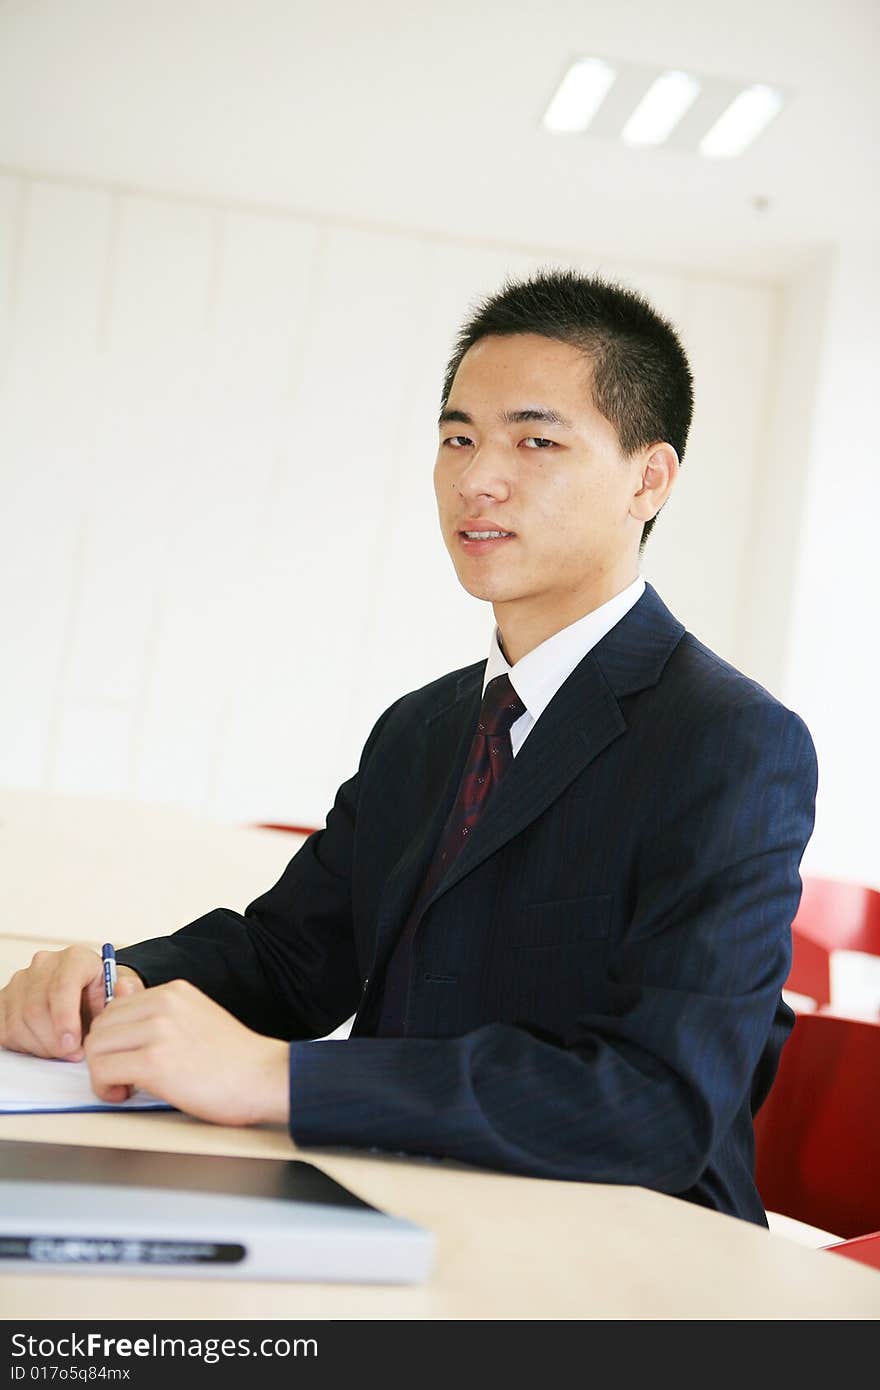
[457,442,512,500]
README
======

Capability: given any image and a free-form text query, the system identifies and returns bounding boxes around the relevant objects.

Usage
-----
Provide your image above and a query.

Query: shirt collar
[483,575,647,719]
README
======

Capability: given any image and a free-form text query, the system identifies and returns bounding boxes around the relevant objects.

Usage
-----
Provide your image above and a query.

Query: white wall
[781,240,879,888]
[0,172,793,830]
[734,252,832,700]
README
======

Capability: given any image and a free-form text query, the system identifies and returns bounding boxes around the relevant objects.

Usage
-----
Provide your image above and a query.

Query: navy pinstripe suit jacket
[119,583,819,1225]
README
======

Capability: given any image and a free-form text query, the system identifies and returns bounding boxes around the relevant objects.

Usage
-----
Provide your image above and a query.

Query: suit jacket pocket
[506,893,612,948]
[489,894,611,1038]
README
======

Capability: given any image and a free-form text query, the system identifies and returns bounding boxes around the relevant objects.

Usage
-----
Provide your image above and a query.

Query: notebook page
[0,1048,172,1113]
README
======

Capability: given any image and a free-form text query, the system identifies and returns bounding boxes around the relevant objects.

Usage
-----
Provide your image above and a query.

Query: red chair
[823,1231,880,1272]
[788,876,880,1008]
[253,823,318,837]
[754,1011,880,1239]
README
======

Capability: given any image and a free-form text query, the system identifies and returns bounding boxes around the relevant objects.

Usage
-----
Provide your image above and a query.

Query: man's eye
[522,437,556,449]
[444,435,473,448]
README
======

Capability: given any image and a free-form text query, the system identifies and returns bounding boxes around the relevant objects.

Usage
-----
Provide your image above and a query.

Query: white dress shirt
[482,575,646,757]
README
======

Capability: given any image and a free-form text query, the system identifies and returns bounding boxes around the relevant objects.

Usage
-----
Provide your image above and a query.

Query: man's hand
[84,979,291,1127]
[0,944,144,1060]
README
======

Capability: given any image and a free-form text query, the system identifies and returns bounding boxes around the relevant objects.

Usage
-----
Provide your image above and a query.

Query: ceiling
[0,0,876,279]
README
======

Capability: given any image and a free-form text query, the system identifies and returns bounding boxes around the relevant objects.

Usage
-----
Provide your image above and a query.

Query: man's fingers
[57,950,143,1050]
[85,1009,172,1101]
[0,966,56,1056]
[91,1076,134,1104]
[4,1008,56,1059]
[85,1044,149,1102]
[0,945,106,1059]
[80,965,146,1031]
[46,949,104,1056]
[85,1016,158,1055]
[113,972,144,999]
[89,991,158,1038]
[18,978,63,1058]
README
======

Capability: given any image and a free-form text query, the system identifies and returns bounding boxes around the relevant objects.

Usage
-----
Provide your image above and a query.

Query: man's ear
[630,444,679,523]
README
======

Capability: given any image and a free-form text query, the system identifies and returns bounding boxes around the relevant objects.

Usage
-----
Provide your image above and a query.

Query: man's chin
[456,576,520,604]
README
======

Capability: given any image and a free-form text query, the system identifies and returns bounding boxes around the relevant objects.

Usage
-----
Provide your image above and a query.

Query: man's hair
[440,268,694,547]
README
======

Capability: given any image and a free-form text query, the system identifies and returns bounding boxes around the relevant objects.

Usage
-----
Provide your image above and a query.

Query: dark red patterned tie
[377,674,526,1036]
[428,674,526,881]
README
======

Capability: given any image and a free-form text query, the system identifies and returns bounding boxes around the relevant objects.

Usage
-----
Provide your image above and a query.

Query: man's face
[434,333,647,633]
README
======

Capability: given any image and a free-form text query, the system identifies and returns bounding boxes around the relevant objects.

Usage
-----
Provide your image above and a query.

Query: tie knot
[477,674,526,737]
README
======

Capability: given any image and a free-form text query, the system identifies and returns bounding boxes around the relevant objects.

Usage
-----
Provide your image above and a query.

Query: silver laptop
[0,1140,433,1284]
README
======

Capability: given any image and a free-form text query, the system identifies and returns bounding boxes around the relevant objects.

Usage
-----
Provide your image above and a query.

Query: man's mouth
[457,527,516,555]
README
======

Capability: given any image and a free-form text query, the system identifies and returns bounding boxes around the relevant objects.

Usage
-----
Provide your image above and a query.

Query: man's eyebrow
[438,407,575,429]
[501,407,574,429]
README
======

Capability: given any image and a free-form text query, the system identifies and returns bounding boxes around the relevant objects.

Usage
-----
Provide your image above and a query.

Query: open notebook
[0,1048,172,1113]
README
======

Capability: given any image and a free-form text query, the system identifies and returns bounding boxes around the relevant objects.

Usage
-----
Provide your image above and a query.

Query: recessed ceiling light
[699,83,784,157]
[542,58,617,134]
[620,70,701,147]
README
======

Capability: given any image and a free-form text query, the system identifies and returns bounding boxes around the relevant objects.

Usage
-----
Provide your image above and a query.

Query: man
[0,270,818,1226]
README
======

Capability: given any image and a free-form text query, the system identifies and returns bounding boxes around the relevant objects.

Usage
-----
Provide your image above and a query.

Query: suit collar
[424,581,684,716]
[591,581,686,698]
[483,573,646,720]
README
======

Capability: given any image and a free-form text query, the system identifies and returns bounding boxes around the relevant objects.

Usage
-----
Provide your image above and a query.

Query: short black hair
[441,268,694,548]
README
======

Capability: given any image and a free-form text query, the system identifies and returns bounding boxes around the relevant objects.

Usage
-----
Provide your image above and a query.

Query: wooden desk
[1,789,879,1320]
[0,785,303,948]
[2,1108,878,1320]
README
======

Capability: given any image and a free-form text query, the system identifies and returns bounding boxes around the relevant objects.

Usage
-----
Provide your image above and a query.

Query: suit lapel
[423,654,625,909]
[370,672,482,969]
[372,583,685,949]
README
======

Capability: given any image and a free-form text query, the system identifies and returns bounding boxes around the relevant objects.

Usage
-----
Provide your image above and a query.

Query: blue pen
[102,943,117,1004]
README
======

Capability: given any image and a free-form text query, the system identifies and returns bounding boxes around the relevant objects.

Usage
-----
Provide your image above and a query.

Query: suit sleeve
[115,702,400,1041]
[286,698,818,1191]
